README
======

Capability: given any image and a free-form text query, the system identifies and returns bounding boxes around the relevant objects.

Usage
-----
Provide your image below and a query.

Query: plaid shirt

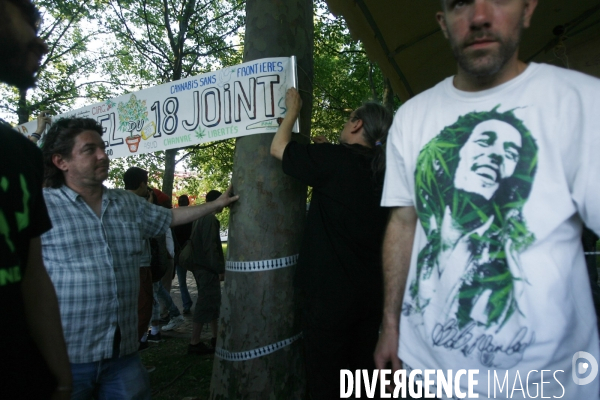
[42,185,172,363]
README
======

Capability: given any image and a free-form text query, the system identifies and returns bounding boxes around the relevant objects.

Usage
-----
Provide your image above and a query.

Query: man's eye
[505,150,518,161]
[475,139,491,147]
[451,0,468,9]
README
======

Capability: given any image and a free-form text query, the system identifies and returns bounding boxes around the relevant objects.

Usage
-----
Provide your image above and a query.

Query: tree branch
[110,0,170,76]
[162,0,177,52]
[176,141,222,164]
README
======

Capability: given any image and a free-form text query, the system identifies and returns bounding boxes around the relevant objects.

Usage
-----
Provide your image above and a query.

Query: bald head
[435,0,538,88]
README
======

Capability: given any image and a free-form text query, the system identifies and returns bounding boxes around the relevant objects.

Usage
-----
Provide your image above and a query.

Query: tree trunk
[382,77,395,114]
[368,62,378,101]
[162,148,177,202]
[17,89,29,124]
[210,0,313,398]
[160,0,187,203]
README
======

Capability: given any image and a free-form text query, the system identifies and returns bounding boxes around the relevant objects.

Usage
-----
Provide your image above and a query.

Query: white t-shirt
[382,63,600,398]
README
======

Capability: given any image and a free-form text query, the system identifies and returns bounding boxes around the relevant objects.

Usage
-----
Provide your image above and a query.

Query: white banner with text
[16,56,298,159]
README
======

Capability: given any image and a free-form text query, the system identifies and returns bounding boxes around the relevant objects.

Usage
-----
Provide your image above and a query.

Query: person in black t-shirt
[0,0,71,398]
[173,194,194,313]
[271,88,393,399]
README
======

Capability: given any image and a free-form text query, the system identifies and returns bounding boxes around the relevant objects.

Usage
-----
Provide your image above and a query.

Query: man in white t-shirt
[375,0,600,398]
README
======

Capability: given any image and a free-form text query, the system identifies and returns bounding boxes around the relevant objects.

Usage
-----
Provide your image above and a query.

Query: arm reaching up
[270,88,302,160]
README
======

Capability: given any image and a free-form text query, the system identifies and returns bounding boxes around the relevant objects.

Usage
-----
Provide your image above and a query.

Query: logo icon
[572,351,599,385]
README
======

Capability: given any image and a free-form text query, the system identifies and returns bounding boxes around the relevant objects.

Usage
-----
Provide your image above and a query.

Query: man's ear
[522,0,538,29]
[436,12,449,39]
[351,118,363,134]
[52,154,68,171]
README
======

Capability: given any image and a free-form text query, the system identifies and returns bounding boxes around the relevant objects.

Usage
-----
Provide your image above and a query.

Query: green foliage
[0,0,108,124]
[99,0,245,86]
[2,0,398,231]
[311,0,400,142]
[107,151,167,190]
[177,139,236,229]
[97,0,245,213]
[104,139,235,229]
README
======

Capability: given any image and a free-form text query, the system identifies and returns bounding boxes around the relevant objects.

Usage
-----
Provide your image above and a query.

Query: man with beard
[0,1,72,399]
[376,0,600,398]
[40,117,238,399]
[412,115,535,335]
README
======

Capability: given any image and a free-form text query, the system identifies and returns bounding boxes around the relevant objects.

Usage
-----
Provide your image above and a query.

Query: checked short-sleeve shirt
[42,185,172,363]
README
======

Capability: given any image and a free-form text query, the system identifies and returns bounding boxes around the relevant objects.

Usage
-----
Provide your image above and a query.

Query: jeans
[152,281,180,321]
[70,352,150,400]
[176,264,193,310]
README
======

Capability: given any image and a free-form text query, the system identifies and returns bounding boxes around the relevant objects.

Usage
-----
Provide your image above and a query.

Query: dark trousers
[301,298,382,400]
[137,267,153,340]
[1,339,55,400]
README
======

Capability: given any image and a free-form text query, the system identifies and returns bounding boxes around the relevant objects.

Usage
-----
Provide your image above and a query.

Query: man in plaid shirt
[40,117,238,399]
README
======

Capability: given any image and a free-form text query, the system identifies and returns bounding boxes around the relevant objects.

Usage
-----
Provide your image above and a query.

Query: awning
[325,0,600,101]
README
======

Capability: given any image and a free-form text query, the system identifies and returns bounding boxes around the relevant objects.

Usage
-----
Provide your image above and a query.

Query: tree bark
[17,89,29,125]
[162,149,177,202]
[159,0,188,202]
[368,62,378,101]
[210,0,313,398]
[382,77,395,114]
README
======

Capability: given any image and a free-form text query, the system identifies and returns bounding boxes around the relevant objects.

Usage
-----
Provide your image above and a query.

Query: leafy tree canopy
[2,0,399,228]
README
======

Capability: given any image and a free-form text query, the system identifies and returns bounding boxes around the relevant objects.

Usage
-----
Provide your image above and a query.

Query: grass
[139,243,227,399]
[140,337,214,400]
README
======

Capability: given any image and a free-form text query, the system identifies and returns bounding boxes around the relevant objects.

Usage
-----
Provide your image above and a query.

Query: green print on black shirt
[0,174,31,286]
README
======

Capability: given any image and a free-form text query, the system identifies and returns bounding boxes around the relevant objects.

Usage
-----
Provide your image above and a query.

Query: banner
[16,57,299,159]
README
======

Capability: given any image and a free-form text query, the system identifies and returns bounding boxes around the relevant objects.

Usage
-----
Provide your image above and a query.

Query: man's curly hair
[42,117,103,188]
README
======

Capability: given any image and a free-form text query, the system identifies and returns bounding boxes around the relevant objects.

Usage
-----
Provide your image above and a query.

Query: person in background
[123,166,155,350]
[188,190,227,355]
[0,0,71,398]
[173,194,194,314]
[159,225,176,314]
[149,188,184,332]
[40,118,238,399]
[270,88,392,399]
[28,111,52,143]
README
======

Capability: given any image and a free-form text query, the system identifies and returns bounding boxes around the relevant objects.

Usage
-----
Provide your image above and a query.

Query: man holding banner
[271,88,392,399]
[39,116,238,399]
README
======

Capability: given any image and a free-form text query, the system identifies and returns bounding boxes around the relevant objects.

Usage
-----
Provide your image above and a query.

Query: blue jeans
[70,352,150,400]
[152,281,180,321]
[176,264,193,310]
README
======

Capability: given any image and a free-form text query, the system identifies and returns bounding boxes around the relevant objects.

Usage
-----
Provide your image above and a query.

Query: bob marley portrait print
[410,106,538,368]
